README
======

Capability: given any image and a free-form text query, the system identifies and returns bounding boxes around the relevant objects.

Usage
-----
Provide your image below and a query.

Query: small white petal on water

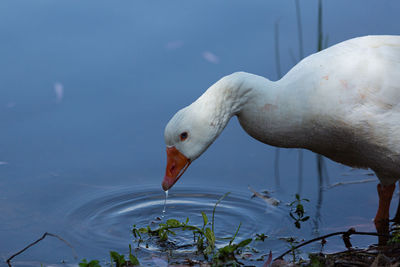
[202,51,219,64]
[54,82,64,103]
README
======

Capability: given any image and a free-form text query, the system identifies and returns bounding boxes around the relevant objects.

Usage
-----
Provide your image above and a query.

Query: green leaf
[79,259,101,267]
[110,251,126,267]
[201,212,208,226]
[205,228,215,248]
[301,216,310,222]
[138,227,148,233]
[128,244,140,266]
[166,219,181,227]
[197,236,204,249]
[237,238,252,248]
[296,204,304,213]
[129,254,140,266]
[159,230,168,241]
[218,244,235,254]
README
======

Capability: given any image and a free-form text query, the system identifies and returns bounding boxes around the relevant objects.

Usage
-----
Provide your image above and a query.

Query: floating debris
[248,186,280,206]
[202,51,219,64]
[54,82,64,103]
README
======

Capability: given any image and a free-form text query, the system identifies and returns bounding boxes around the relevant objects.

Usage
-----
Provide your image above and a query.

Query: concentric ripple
[66,185,285,257]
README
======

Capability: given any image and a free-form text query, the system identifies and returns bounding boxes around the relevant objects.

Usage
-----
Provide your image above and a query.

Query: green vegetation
[79,259,101,267]
[109,246,140,267]
[131,192,257,265]
[289,194,310,229]
[77,192,278,266]
[76,192,253,266]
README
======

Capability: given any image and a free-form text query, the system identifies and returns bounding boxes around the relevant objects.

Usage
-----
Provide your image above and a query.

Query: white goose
[162,35,400,243]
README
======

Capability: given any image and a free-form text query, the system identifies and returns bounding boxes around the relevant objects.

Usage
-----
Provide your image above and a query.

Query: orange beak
[162,146,191,191]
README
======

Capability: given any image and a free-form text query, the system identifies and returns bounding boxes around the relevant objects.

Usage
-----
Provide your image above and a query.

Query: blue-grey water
[0,1,399,266]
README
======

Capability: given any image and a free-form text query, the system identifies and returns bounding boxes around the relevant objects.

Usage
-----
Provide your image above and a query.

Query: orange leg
[391,181,400,223]
[374,183,395,245]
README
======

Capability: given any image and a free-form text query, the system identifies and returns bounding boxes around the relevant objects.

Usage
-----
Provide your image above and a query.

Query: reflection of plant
[289,194,310,229]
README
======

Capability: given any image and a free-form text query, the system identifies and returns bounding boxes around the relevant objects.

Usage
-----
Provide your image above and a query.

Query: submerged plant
[289,194,310,229]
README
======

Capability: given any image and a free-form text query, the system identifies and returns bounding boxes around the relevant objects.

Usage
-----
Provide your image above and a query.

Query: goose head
[162,103,219,191]
[161,72,255,191]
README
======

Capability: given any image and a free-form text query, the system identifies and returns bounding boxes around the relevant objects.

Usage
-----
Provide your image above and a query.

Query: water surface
[0,1,399,266]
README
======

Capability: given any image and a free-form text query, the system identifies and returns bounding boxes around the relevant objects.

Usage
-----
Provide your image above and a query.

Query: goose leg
[374,183,395,245]
[391,181,400,223]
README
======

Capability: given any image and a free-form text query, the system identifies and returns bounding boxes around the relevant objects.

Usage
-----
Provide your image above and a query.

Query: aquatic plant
[131,192,254,263]
[79,259,101,267]
[289,194,310,229]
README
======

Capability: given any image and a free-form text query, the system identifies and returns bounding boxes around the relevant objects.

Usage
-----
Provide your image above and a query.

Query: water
[162,190,168,218]
[0,1,399,266]
[64,186,287,265]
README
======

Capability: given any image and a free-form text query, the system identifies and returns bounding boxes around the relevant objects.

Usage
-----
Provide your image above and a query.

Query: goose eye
[180,132,188,141]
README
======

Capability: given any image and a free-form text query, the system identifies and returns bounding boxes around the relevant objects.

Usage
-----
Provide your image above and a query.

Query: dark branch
[274,228,391,261]
[6,232,77,267]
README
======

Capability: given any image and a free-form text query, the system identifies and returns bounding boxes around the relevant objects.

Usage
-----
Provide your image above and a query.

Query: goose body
[162,35,400,242]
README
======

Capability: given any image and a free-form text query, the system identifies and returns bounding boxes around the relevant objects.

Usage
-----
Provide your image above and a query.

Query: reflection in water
[274,148,281,189]
[313,155,325,236]
[297,149,304,195]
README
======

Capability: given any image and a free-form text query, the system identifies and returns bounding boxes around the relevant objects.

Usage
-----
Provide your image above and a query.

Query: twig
[6,232,77,267]
[326,178,377,189]
[274,228,390,261]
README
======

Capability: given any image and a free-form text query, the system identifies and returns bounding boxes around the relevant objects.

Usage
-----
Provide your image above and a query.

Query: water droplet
[162,190,168,218]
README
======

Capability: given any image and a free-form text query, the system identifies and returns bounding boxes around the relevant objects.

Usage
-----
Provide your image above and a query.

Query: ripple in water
[66,186,286,259]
